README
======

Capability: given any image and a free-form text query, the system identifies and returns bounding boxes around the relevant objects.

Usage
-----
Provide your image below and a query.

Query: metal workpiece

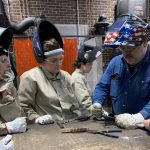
[61,127,122,138]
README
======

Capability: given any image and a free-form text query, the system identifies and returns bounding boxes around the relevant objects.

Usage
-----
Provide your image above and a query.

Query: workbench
[5,120,150,150]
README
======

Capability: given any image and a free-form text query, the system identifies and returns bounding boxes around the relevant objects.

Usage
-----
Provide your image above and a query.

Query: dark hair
[42,38,60,52]
[73,59,87,68]
[0,47,8,56]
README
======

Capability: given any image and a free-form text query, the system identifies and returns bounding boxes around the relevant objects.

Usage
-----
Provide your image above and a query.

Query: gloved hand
[91,103,103,120]
[35,115,54,125]
[0,135,14,150]
[5,117,27,133]
[115,113,144,129]
[144,119,150,130]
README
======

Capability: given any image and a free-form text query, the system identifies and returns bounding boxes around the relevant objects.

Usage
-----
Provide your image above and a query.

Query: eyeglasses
[45,57,64,65]
[119,46,136,52]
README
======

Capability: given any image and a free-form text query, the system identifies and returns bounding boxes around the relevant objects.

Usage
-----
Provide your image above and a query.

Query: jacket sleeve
[63,72,81,117]
[0,74,24,122]
[140,101,150,119]
[17,73,39,123]
[74,77,92,115]
[92,59,115,105]
[0,95,24,122]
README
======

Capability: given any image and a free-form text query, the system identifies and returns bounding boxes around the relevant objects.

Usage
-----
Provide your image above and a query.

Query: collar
[75,69,85,75]
[40,67,61,81]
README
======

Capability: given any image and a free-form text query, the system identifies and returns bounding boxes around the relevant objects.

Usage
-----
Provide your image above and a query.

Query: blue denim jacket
[93,45,150,119]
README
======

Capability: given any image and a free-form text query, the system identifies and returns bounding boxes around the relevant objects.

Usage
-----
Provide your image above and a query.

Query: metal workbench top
[6,120,150,150]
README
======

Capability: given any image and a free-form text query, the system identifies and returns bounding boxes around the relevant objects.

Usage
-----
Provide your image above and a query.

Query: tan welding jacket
[17,67,82,123]
[72,69,92,115]
[0,70,23,135]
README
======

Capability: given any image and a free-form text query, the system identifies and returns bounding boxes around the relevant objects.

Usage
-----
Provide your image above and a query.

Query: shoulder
[72,70,84,79]
[72,72,85,82]
[108,54,123,67]
[20,67,42,80]
[60,70,72,78]
[110,54,122,62]
[60,70,75,84]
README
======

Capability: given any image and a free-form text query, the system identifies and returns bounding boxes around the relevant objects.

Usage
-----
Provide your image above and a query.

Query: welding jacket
[72,69,92,116]
[93,45,150,119]
[17,67,81,123]
[0,70,24,135]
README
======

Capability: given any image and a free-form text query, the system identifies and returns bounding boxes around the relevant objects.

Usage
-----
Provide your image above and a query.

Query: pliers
[88,129,122,138]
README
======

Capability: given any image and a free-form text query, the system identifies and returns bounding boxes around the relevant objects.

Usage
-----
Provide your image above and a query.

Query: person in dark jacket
[91,14,150,129]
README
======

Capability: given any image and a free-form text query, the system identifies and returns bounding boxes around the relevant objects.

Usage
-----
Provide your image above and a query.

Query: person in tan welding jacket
[17,20,83,125]
[0,27,27,135]
[72,44,101,116]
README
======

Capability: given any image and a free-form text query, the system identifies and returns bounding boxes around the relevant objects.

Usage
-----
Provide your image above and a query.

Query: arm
[92,59,115,105]
[74,77,92,112]
[0,93,23,122]
[0,71,24,122]
[140,101,150,119]
[17,73,39,123]
[63,71,81,116]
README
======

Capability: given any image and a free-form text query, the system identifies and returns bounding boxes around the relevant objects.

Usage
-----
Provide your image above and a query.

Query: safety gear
[33,19,63,63]
[0,135,14,150]
[91,103,103,120]
[103,14,150,48]
[0,27,13,50]
[78,45,102,63]
[35,115,54,125]
[44,48,64,57]
[115,113,144,129]
[5,117,27,133]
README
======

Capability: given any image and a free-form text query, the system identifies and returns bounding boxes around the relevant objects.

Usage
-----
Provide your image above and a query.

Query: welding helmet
[78,45,102,63]
[0,27,13,56]
[33,19,63,63]
[0,27,13,50]
[103,14,150,48]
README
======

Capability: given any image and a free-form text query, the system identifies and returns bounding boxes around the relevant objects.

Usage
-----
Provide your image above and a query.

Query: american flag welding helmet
[103,14,149,48]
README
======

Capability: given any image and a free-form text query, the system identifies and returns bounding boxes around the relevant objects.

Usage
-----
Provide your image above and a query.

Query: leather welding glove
[115,113,144,129]
[35,115,54,125]
[144,119,150,130]
[91,103,103,120]
[0,135,14,150]
[5,117,27,133]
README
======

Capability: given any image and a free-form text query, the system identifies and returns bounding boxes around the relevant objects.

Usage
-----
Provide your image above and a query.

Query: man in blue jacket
[91,14,150,129]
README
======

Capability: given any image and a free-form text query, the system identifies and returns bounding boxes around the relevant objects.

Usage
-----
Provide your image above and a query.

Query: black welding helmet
[0,27,13,56]
[0,27,13,50]
[78,44,102,63]
[33,19,63,63]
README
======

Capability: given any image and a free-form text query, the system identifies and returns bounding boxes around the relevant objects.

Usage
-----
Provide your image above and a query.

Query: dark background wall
[3,0,116,24]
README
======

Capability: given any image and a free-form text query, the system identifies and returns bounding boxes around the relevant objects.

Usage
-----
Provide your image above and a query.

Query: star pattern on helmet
[103,14,148,47]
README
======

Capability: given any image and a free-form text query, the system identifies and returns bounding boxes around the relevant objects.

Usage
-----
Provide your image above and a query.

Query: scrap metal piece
[61,127,89,133]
